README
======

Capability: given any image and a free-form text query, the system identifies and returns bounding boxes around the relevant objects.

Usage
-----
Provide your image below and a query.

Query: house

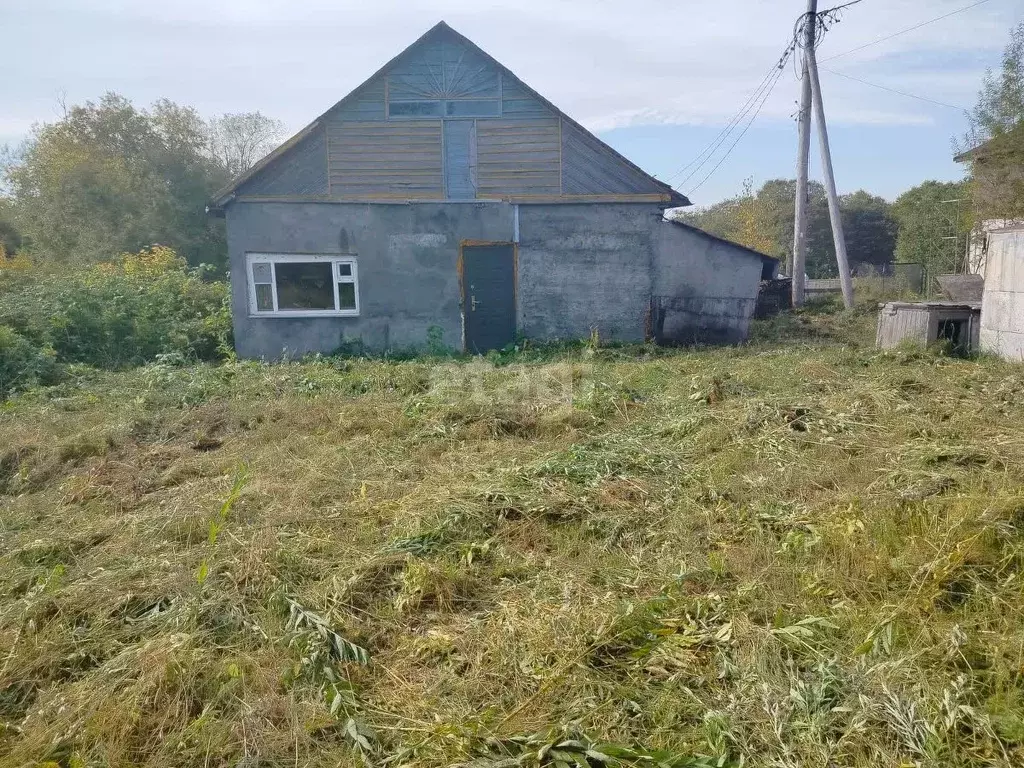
[209,21,775,357]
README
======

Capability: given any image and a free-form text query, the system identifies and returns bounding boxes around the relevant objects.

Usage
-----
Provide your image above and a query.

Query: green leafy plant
[426,325,451,356]
[0,247,230,370]
[197,462,250,586]
[0,325,62,398]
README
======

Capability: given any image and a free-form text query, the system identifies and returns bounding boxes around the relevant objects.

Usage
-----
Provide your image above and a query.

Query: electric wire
[666,42,795,191]
[819,0,995,62]
[820,66,967,110]
[692,64,786,196]
[677,0,990,199]
[663,60,786,186]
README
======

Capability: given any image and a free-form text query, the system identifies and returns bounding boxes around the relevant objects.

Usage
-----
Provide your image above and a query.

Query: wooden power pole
[791,0,816,307]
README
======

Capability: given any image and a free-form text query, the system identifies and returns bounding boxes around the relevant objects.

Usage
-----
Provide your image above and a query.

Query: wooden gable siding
[328,78,386,122]
[560,120,665,195]
[476,117,561,196]
[327,120,443,197]
[236,126,328,197]
[501,78,553,119]
[224,25,680,204]
[387,33,500,100]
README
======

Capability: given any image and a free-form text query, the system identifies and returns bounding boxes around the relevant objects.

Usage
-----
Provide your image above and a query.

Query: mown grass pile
[1,308,1023,767]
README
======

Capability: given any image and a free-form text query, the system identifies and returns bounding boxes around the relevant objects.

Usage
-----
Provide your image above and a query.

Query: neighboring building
[209,22,774,357]
[955,126,1024,275]
[964,219,1022,276]
[980,225,1024,360]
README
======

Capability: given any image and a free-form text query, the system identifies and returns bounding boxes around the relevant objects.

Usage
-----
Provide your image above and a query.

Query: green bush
[0,325,62,398]
[0,246,231,369]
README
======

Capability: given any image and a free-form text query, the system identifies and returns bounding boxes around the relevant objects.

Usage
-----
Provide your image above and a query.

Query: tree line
[675,177,971,278]
[0,93,283,272]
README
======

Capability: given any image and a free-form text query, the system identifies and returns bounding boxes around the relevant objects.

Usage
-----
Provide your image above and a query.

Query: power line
[664,59,787,186]
[820,0,864,12]
[820,0,995,62]
[820,66,968,110]
[665,39,797,187]
[672,0,867,199]
[664,70,776,184]
[688,66,782,196]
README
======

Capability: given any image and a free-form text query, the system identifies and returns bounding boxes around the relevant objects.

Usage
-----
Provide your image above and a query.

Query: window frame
[386,98,503,120]
[246,253,360,318]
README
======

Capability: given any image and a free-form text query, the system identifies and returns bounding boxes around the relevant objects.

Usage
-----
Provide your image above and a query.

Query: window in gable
[387,100,444,118]
[445,99,501,117]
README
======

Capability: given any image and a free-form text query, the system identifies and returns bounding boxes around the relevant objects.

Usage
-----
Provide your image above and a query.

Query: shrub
[0,325,62,398]
[0,246,231,368]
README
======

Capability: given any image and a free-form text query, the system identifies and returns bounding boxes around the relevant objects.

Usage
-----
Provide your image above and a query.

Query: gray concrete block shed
[211,22,776,358]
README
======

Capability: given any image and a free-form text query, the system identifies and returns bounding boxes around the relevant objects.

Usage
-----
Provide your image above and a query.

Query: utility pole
[791,0,816,307]
[805,26,855,308]
[939,198,963,274]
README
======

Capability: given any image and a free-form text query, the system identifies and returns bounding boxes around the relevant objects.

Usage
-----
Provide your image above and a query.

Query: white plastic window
[247,254,359,317]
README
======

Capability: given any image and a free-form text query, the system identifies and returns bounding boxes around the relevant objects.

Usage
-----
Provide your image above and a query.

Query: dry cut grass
[1,309,1023,767]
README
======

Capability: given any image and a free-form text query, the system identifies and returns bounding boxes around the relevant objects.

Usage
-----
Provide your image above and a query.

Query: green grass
[1,308,1023,767]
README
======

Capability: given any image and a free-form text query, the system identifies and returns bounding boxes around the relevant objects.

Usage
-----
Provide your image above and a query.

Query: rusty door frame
[457,240,518,353]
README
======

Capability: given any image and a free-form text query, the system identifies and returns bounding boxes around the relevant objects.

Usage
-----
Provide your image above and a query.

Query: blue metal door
[462,244,515,353]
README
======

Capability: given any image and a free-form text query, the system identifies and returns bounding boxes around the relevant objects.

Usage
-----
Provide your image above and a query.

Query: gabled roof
[954,122,1024,163]
[210,21,689,209]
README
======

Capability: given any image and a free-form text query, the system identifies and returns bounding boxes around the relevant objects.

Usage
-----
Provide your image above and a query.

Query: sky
[1,0,1021,206]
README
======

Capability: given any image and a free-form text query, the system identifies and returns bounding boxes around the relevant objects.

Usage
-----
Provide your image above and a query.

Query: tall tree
[208,112,285,177]
[959,23,1024,220]
[892,180,972,275]
[680,179,898,277]
[967,22,1024,141]
[840,190,898,272]
[4,93,230,269]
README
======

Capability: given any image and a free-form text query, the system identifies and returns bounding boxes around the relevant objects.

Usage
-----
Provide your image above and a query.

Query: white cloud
[0,0,1020,140]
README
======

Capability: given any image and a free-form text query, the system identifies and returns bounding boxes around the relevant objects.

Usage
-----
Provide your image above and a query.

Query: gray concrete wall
[652,222,763,344]
[225,201,765,358]
[226,201,515,358]
[981,228,1024,361]
[517,205,655,342]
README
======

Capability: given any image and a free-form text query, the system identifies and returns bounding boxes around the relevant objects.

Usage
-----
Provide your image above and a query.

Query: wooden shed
[876,301,981,354]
